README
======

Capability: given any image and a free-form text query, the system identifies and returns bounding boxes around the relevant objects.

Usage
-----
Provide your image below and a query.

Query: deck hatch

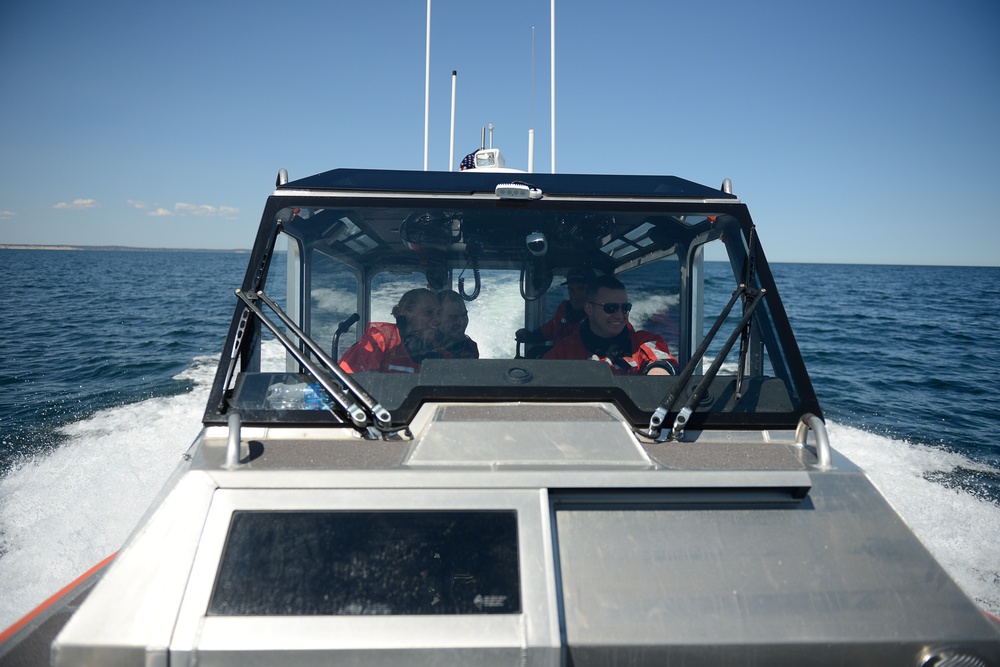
[208,510,520,616]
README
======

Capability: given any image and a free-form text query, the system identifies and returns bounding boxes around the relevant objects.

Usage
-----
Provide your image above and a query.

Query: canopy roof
[282,168,738,200]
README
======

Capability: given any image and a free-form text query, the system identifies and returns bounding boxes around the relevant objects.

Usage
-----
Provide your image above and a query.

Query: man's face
[585,287,629,338]
[439,299,469,344]
[567,282,588,310]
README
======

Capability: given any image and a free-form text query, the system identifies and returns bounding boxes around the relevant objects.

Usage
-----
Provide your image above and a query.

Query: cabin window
[369,268,525,359]
[616,255,682,359]
[449,268,523,359]
[700,236,778,379]
[311,250,360,358]
[228,199,806,425]
[208,510,521,616]
[370,271,432,323]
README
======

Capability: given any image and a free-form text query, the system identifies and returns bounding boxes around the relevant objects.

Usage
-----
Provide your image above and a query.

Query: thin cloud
[174,202,239,218]
[129,200,239,218]
[52,198,99,210]
[0,210,14,219]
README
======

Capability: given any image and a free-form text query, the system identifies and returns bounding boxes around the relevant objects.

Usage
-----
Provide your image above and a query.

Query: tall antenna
[531,26,536,129]
[528,26,535,173]
[550,0,556,173]
[449,71,457,171]
[423,0,431,170]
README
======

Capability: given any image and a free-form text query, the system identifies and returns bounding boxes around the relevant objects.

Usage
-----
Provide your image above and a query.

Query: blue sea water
[0,249,251,469]
[771,263,1000,486]
[1,249,998,629]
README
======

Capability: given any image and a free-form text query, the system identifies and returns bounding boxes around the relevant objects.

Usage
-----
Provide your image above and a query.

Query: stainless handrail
[225,410,242,469]
[795,413,832,470]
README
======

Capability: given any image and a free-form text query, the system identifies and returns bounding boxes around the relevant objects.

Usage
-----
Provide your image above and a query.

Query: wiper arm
[643,284,765,441]
[735,227,759,401]
[644,285,744,440]
[235,289,393,439]
[668,287,765,441]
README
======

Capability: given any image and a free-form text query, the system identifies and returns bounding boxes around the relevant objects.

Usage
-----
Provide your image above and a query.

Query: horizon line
[2,243,996,269]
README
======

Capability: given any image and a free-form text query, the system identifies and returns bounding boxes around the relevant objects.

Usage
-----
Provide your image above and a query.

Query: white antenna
[423,0,431,171]
[449,71,457,171]
[528,26,535,173]
[550,0,556,173]
[528,130,535,173]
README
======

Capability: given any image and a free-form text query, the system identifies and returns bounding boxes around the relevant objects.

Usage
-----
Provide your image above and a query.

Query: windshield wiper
[734,227,759,401]
[643,284,765,442]
[234,289,395,439]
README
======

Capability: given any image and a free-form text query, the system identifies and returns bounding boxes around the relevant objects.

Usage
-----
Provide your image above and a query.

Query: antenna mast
[449,71,457,171]
[550,0,556,173]
[423,0,431,170]
[528,26,535,173]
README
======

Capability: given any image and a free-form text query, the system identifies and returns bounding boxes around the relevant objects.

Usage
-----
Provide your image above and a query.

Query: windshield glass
[216,196,815,432]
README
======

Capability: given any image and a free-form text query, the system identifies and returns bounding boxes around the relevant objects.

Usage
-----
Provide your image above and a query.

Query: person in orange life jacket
[339,288,442,373]
[515,267,594,345]
[436,290,480,359]
[544,275,677,375]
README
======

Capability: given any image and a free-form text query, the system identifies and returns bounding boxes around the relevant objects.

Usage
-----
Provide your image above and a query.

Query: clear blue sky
[1,0,998,265]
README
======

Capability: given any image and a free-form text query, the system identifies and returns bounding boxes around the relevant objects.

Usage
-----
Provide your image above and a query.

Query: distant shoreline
[0,244,250,253]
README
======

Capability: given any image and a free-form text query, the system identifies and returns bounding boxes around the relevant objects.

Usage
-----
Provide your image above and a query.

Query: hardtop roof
[281,168,738,200]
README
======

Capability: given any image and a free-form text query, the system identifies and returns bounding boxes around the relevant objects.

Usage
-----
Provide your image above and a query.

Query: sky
[1,0,998,266]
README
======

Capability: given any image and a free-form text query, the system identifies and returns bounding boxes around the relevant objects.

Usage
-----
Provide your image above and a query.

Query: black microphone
[336,313,360,335]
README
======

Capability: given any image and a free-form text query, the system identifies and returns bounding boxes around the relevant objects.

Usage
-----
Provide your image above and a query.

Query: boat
[2,147,998,666]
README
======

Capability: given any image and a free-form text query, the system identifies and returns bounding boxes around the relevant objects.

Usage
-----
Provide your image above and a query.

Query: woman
[338,288,441,373]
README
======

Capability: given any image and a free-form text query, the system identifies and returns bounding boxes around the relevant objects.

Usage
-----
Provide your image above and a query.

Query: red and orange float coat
[339,322,423,374]
[339,322,478,373]
[544,327,677,375]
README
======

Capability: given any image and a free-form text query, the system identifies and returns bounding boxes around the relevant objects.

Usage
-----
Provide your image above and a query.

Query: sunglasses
[589,301,632,314]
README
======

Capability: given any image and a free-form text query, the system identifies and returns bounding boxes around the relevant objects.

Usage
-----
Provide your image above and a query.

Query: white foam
[830,421,1000,614]
[0,356,217,632]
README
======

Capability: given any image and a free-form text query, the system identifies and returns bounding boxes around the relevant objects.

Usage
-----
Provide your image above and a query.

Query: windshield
[206,195,819,434]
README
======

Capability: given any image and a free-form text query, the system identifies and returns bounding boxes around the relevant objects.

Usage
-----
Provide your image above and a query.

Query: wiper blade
[643,284,765,441]
[218,305,252,412]
[235,289,393,439]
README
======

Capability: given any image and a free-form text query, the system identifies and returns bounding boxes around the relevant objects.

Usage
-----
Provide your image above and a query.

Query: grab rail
[225,410,242,469]
[795,413,832,470]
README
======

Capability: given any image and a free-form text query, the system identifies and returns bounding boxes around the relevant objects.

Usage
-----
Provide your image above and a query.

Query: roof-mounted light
[495,182,543,200]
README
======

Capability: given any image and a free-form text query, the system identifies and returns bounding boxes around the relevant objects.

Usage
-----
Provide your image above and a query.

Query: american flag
[460,150,477,170]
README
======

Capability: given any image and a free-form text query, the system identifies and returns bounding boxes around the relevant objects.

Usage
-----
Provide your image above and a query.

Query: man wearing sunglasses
[544,275,677,375]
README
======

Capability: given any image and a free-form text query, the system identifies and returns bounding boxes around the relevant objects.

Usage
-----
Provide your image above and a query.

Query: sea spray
[831,421,1000,613]
[0,358,216,631]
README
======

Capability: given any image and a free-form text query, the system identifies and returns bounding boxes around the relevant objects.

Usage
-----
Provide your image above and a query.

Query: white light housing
[495,183,543,200]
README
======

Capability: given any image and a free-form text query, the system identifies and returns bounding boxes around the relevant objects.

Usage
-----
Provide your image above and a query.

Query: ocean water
[1,249,998,631]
